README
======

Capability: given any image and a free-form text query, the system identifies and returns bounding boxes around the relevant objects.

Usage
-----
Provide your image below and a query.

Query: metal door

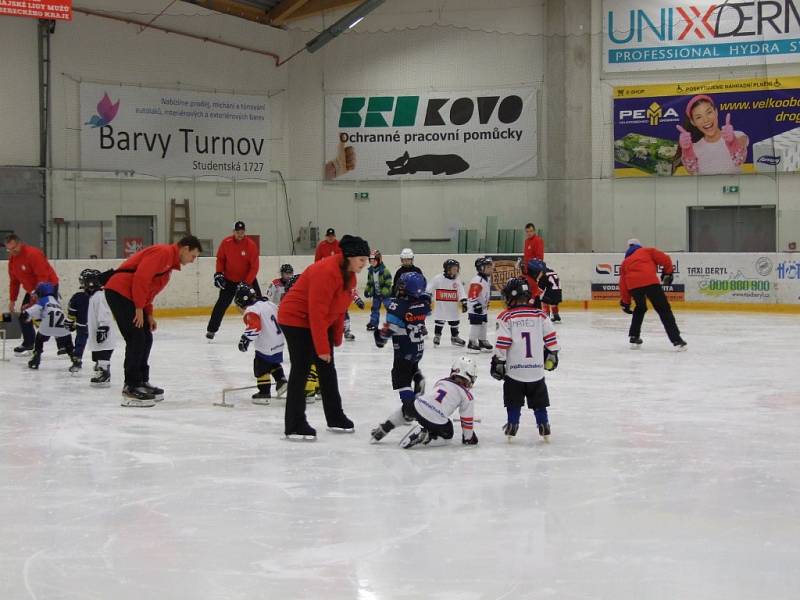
[116,215,155,258]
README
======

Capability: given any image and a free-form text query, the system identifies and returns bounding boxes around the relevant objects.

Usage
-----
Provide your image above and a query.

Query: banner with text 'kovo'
[80,83,270,179]
[324,87,537,180]
[613,76,800,177]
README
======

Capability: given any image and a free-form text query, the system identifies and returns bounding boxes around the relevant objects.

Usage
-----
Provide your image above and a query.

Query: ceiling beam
[182,0,271,25]
[281,0,362,23]
[266,0,311,25]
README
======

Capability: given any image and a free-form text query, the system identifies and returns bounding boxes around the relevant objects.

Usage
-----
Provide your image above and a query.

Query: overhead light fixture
[305,0,386,54]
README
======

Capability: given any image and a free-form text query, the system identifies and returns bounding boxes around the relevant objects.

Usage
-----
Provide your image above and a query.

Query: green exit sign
[722,185,740,193]
[353,192,369,199]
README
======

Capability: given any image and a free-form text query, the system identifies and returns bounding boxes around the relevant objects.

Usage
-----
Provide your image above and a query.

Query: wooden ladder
[169,198,192,242]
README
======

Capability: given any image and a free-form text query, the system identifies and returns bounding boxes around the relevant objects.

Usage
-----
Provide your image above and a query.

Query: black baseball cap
[234,221,246,231]
[325,228,335,236]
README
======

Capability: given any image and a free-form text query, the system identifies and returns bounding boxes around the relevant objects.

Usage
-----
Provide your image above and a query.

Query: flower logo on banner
[85,92,120,128]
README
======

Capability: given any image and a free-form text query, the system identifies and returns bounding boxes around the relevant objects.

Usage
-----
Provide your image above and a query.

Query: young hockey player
[265,264,294,305]
[344,288,365,342]
[364,250,393,331]
[65,268,101,373]
[526,259,563,322]
[85,269,117,387]
[467,257,494,353]
[21,281,75,370]
[234,283,288,405]
[426,259,467,347]
[491,277,560,441]
[370,271,430,440]
[372,356,479,449]
[391,247,424,296]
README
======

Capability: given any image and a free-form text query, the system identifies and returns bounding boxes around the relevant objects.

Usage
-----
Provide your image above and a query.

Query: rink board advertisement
[324,87,537,180]
[486,255,524,300]
[80,83,270,179]
[591,253,685,301]
[603,0,800,72]
[0,0,72,20]
[614,76,800,177]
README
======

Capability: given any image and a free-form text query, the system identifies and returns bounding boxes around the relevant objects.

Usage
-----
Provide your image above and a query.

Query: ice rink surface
[1,309,799,600]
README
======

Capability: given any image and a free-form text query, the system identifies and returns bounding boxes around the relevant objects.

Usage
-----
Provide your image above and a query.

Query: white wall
[0,17,39,166]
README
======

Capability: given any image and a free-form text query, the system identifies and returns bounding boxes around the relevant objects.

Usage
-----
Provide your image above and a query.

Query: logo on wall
[777,260,800,279]
[755,256,774,276]
[85,93,120,128]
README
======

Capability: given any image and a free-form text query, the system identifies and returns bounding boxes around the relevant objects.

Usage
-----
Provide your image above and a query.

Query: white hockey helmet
[400,247,414,260]
[450,356,478,388]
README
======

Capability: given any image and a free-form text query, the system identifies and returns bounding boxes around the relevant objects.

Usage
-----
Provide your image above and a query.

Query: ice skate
[467,341,481,353]
[326,415,355,433]
[205,331,215,341]
[366,323,376,331]
[121,385,157,408]
[27,351,41,370]
[13,344,33,357]
[537,422,551,441]
[275,379,288,398]
[673,338,688,352]
[57,347,70,357]
[451,336,466,347]
[304,388,317,404]
[478,340,493,352]
[399,425,431,449]
[285,422,317,441]
[502,422,519,438]
[91,368,111,387]
[251,391,270,405]
[629,336,643,349]
[370,420,395,443]
[551,313,561,323]
[68,357,82,374]
[141,382,164,402]
[344,331,356,342]
[433,334,441,347]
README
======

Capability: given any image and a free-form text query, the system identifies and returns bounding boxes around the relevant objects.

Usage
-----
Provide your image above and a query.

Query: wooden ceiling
[182,0,363,27]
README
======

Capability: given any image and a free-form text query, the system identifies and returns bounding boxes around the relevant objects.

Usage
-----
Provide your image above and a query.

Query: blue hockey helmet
[398,271,426,298]
[35,281,56,298]
[526,258,546,277]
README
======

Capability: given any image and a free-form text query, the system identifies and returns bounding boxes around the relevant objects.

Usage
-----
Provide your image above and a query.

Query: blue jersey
[386,295,431,361]
[68,291,91,329]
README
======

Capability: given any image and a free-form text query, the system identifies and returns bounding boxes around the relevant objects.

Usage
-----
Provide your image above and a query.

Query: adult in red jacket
[105,235,202,406]
[521,222,544,295]
[314,227,342,262]
[4,233,60,354]
[619,239,686,350]
[206,221,260,340]
[278,234,370,440]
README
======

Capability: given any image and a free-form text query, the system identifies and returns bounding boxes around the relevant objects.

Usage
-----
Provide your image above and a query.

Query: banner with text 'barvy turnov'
[324,87,537,180]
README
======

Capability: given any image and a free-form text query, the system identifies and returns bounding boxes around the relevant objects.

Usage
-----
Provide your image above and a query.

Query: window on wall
[688,206,776,252]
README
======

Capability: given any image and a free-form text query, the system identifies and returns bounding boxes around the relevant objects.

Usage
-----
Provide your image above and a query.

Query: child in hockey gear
[427,259,467,348]
[344,288,365,341]
[492,277,560,441]
[467,257,494,353]
[526,259,563,322]
[235,283,287,405]
[21,282,75,370]
[265,264,294,305]
[373,271,431,423]
[84,270,117,387]
[66,268,102,373]
[391,248,424,296]
[364,250,393,331]
[279,273,319,402]
[372,356,478,448]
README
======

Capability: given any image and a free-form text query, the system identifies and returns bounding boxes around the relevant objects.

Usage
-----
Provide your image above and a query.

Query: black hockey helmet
[443,259,460,278]
[81,269,103,294]
[475,257,493,275]
[502,277,531,307]
[234,282,259,309]
[280,263,294,275]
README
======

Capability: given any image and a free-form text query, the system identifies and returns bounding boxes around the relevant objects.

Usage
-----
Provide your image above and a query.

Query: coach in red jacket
[206,221,260,340]
[5,233,60,354]
[278,234,370,440]
[619,238,686,350]
[314,228,341,262]
[105,235,202,405]
[521,222,544,295]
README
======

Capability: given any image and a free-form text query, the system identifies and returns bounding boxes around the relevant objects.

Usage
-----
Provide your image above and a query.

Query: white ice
[1,309,799,600]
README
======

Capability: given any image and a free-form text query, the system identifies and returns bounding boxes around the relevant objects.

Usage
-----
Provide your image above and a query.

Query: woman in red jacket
[278,235,370,440]
[619,239,686,350]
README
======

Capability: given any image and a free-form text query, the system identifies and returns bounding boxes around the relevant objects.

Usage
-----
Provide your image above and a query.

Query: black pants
[105,289,153,387]
[19,285,59,347]
[282,324,347,435]
[254,355,286,394]
[207,278,261,334]
[503,377,550,410]
[34,331,74,355]
[407,403,454,440]
[628,284,682,344]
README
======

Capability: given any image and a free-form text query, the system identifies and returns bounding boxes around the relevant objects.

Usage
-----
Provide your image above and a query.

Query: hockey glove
[364,288,372,298]
[620,301,633,314]
[238,335,251,352]
[473,304,483,315]
[544,349,559,371]
[96,325,110,344]
[661,272,674,286]
[490,356,506,380]
[18,311,31,324]
[355,298,365,310]
[460,299,468,313]
[373,327,388,348]
[213,272,227,290]
[419,324,428,337]
[462,432,479,445]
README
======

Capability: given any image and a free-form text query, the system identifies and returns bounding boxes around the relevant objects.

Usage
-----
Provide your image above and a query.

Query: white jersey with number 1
[24,295,69,337]
[243,300,285,361]
[414,377,475,436]
[494,306,560,382]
